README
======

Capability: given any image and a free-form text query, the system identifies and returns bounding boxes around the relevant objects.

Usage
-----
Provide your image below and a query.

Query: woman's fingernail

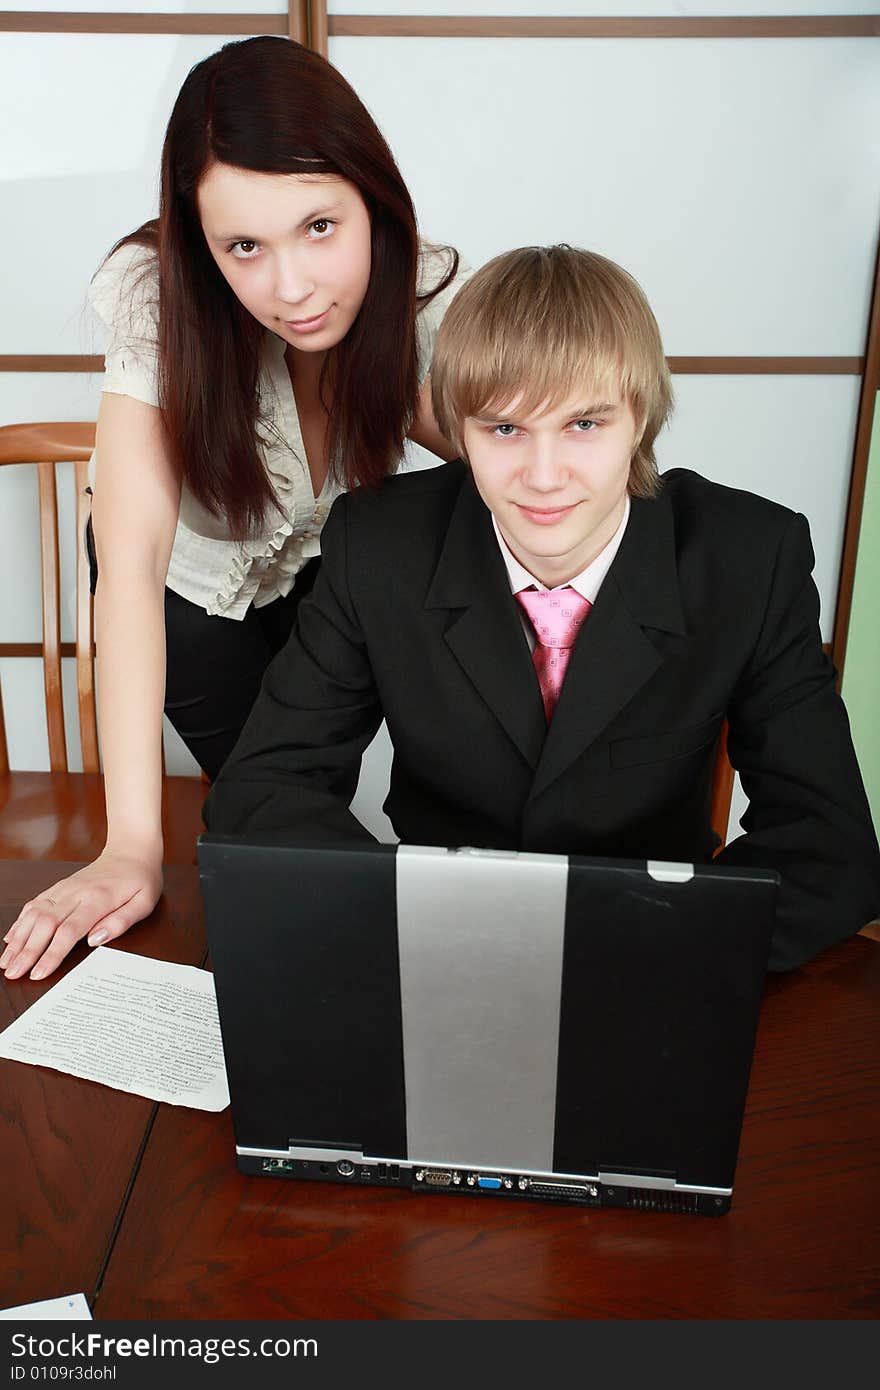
[30,965,46,982]
[88,929,108,947]
[0,948,11,969]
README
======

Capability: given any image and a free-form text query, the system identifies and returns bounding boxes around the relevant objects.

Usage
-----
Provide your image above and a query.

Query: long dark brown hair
[111,36,457,536]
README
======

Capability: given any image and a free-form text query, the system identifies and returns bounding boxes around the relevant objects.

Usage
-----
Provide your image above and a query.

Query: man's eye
[308,219,334,238]
[492,424,519,437]
[229,241,259,260]
[573,419,597,431]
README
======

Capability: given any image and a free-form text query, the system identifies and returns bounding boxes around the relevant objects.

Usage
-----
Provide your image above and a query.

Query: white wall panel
[1,35,256,353]
[656,374,860,637]
[4,34,877,352]
[331,36,880,355]
[350,723,396,842]
[0,374,101,428]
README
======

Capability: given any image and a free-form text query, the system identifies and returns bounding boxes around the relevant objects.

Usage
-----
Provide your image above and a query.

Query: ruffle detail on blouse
[206,339,302,615]
[206,403,336,617]
[208,464,297,618]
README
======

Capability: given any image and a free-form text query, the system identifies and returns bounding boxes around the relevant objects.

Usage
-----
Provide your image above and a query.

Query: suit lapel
[530,488,687,801]
[424,470,546,770]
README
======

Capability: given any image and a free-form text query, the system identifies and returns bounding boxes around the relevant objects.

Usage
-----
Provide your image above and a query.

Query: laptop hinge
[598,1170,677,1191]
[646,860,694,883]
[238,1142,367,1163]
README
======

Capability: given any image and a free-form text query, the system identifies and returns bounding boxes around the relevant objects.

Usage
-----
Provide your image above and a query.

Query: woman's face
[198,163,372,356]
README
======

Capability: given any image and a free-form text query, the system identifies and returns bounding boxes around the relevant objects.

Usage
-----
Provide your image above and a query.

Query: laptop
[198,838,778,1216]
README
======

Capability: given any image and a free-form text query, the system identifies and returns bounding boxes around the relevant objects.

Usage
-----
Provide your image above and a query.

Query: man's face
[462,391,639,587]
[198,164,372,358]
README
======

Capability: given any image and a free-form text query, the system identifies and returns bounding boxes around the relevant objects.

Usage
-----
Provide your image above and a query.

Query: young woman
[1,36,467,982]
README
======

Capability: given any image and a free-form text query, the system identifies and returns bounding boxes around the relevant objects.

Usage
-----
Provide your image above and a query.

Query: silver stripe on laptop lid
[395,845,568,1174]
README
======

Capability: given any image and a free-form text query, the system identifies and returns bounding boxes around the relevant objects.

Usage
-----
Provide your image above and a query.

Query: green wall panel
[841,392,880,833]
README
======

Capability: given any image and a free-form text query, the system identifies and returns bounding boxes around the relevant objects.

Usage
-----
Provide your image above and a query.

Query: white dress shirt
[492,496,631,650]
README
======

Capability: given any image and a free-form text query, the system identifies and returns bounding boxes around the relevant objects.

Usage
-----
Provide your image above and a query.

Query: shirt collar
[492,493,631,602]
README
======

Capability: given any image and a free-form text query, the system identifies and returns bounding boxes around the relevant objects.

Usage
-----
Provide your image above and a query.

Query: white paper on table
[0,947,230,1111]
[0,1293,92,1320]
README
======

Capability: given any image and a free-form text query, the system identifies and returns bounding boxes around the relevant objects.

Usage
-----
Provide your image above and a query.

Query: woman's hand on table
[1,849,164,982]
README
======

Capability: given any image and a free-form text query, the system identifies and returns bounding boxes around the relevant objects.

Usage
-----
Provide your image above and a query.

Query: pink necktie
[516,587,592,722]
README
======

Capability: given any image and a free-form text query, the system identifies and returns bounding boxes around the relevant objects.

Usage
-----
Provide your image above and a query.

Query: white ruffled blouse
[87,239,469,619]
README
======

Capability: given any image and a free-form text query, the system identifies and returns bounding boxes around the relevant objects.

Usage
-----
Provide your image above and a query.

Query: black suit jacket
[205,462,880,971]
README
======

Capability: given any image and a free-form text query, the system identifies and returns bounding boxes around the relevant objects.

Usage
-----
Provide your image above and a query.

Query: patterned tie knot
[515,586,593,723]
[516,587,592,650]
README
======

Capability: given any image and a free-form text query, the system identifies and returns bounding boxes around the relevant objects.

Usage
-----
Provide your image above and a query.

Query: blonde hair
[431,245,673,497]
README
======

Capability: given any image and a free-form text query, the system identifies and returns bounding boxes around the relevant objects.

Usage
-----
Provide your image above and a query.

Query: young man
[204,246,880,971]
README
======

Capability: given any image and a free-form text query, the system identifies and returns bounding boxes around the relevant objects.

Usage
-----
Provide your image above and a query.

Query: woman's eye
[573,419,597,431]
[308,219,335,238]
[230,241,259,260]
[492,424,519,437]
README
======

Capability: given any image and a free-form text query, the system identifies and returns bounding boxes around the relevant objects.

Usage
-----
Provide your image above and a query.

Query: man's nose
[523,439,567,491]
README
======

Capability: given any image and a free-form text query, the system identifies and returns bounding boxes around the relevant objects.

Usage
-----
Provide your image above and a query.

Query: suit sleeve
[203,496,382,845]
[717,511,880,971]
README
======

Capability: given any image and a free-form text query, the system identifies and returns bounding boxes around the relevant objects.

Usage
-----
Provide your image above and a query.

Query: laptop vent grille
[620,1187,701,1215]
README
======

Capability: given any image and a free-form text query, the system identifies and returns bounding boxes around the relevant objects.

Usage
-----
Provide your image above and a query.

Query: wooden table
[0,861,205,1312]
[3,861,879,1321]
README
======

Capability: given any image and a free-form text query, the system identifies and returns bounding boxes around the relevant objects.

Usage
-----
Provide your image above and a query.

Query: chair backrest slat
[37,459,68,772]
[0,681,8,776]
[0,422,97,775]
[75,459,99,773]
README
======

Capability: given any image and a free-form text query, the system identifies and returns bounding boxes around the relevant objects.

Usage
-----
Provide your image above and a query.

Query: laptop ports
[527,1180,599,1200]
[414,1168,461,1187]
[465,1172,514,1190]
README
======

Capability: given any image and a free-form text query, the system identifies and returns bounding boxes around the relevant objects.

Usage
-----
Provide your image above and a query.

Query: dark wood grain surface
[94,920,880,1321]
[1,861,206,1311]
[0,772,206,865]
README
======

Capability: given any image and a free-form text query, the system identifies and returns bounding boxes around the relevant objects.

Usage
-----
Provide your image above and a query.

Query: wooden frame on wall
[833,237,880,677]
[1,2,877,679]
[1,11,876,39]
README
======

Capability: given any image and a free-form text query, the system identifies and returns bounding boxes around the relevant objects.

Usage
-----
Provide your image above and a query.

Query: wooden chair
[710,719,735,851]
[0,421,205,864]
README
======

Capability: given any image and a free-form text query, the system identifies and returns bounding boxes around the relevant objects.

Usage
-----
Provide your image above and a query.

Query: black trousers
[86,514,320,780]
[162,558,321,780]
